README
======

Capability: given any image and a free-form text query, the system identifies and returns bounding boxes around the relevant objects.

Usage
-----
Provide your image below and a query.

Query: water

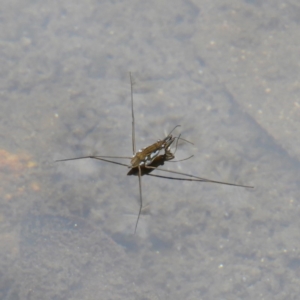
[1,0,299,299]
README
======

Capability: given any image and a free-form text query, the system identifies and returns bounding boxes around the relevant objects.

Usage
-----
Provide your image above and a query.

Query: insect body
[131,130,177,167]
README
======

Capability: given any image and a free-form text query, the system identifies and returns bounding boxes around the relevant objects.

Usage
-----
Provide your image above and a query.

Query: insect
[56,73,253,233]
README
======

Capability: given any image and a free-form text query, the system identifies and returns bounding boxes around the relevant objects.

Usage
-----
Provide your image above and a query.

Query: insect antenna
[165,133,193,162]
[166,124,181,137]
[172,133,184,156]
[176,136,194,145]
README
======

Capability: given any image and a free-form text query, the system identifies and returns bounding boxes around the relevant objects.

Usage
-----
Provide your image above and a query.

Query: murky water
[1,0,300,299]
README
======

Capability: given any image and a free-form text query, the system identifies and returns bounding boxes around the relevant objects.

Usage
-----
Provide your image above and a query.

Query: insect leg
[134,165,143,234]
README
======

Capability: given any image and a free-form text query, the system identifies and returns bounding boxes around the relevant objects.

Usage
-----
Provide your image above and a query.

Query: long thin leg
[130,72,136,155]
[144,165,253,188]
[134,165,143,234]
[55,155,132,162]
[56,155,253,188]
[145,173,252,185]
[56,156,131,167]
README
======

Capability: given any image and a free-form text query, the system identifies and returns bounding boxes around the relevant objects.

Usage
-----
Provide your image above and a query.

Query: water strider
[56,73,253,233]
